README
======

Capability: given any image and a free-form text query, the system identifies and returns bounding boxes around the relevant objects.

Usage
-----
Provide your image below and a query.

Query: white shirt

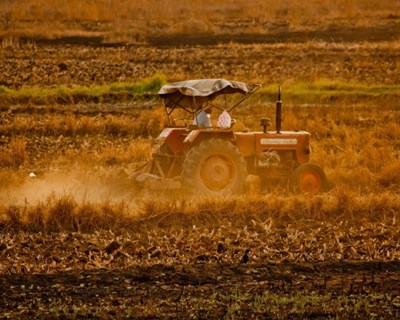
[193,110,211,127]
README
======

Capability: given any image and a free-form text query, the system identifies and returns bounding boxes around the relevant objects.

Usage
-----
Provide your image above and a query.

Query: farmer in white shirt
[193,106,212,127]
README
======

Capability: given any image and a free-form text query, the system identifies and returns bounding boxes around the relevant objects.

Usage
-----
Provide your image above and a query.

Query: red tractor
[135,79,328,195]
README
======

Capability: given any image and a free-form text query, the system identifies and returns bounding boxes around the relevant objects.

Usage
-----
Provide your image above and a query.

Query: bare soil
[10,18,400,47]
[1,261,400,319]
[148,22,400,46]
[1,21,400,90]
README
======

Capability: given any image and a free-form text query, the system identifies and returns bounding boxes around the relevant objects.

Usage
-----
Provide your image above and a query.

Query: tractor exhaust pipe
[276,86,282,134]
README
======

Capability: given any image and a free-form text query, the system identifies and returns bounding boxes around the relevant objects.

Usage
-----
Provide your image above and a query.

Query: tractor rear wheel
[292,163,327,194]
[182,138,247,196]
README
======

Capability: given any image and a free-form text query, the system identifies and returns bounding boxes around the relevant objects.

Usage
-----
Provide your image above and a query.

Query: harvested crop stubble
[1,41,400,91]
[0,191,399,274]
[0,0,398,45]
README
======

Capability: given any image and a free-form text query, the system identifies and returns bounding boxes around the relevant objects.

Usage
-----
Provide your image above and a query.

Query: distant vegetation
[2,75,400,105]
[0,74,167,105]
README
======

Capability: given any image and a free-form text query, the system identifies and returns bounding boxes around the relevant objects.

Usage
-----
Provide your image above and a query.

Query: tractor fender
[183,129,235,145]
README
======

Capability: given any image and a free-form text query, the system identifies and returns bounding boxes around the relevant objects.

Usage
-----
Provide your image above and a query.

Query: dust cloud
[1,170,138,206]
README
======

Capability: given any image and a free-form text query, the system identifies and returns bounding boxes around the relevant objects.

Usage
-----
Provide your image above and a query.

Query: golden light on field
[1,1,400,318]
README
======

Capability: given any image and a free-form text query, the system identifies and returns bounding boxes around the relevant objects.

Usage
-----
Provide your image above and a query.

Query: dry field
[1,2,400,319]
[1,0,400,44]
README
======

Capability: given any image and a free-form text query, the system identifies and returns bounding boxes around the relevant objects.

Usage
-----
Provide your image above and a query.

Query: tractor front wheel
[182,138,247,196]
[292,163,327,194]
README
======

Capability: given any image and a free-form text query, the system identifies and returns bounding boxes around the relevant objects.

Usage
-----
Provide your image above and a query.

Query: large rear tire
[292,163,328,194]
[182,138,247,196]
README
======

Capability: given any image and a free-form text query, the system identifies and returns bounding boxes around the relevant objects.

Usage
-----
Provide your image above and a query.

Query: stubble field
[1,4,400,318]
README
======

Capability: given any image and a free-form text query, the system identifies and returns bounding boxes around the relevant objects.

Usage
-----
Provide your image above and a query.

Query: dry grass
[1,189,399,232]
[1,0,396,23]
[1,194,132,233]
[0,190,399,267]
[0,100,399,194]
[0,137,28,168]
[0,108,166,139]
[0,0,398,41]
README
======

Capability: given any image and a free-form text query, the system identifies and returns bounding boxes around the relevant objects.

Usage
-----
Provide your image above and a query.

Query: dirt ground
[1,224,400,318]
[1,20,400,319]
[1,20,400,90]
[1,261,400,319]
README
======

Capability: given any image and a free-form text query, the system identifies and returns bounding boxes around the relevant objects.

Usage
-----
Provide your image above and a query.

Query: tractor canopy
[159,79,260,115]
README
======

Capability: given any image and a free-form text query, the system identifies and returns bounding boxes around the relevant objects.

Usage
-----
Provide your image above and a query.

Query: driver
[193,106,212,127]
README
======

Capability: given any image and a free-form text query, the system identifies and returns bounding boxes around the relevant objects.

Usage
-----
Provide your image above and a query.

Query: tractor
[134,79,328,195]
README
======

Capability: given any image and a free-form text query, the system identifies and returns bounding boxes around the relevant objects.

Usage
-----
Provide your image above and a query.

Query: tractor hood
[159,79,260,111]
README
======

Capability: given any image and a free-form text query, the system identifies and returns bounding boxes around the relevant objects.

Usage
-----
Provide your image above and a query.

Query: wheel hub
[200,155,235,191]
[300,172,322,194]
